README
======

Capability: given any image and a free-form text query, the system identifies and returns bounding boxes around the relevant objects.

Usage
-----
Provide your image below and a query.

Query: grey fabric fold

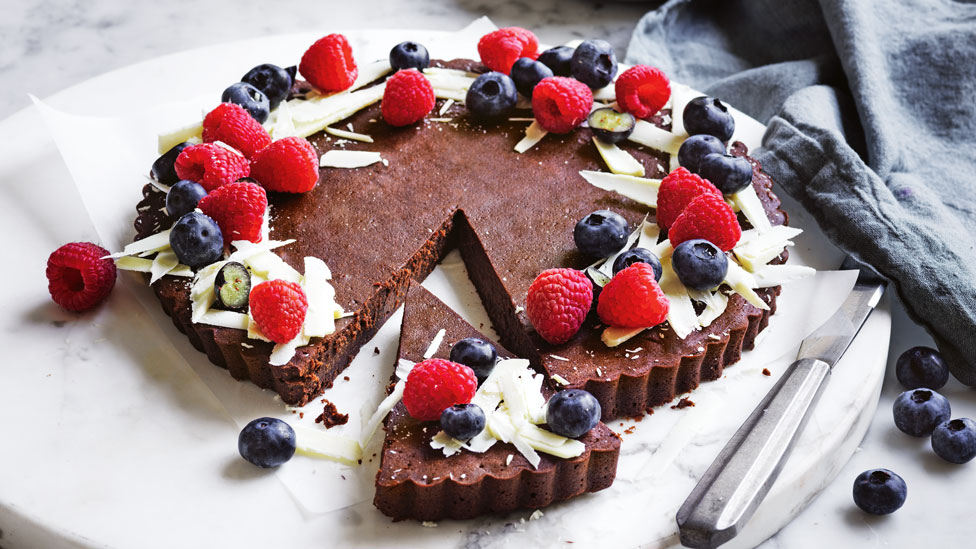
[626,0,976,384]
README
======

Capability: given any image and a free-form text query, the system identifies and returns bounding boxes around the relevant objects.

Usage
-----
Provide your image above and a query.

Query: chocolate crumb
[343,375,350,381]
[762,368,771,376]
[624,426,636,435]
[373,347,380,355]
[299,412,304,419]
[315,399,349,429]
[671,398,695,410]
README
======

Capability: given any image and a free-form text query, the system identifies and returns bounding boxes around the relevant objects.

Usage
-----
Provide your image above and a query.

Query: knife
[676,258,887,549]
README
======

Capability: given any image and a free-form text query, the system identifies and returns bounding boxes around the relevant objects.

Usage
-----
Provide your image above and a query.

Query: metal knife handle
[676,358,831,549]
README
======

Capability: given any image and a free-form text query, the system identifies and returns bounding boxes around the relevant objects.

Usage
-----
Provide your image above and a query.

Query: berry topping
[677,134,726,174]
[389,41,430,72]
[381,68,435,127]
[165,180,207,218]
[532,76,594,133]
[574,210,629,258]
[570,39,618,89]
[526,268,593,345]
[892,388,951,437]
[440,403,486,440]
[300,34,358,92]
[238,417,296,468]
[932,418,976,464]
[151,142,190,185]
[220,82,271,124]
[449,337,498,382]
[46,242,116,312]
[683,96,735,142]
[169,212,224,268]
[896,346,949,390]
[214,261,251,311]
[403,358,478,421]
[537,45,575,77]
[587,107,636,145]
[614,65,670,119]
[174,143,250,193]
[466,72,518,119]
[241,63,293,110]
[613,247,663,280]
[198,180,268,245]
[249,280,308,344]
[597,262,669,328]
[699,153,753,195]
[668,193,742,252]
[510,57,553,98]
[546,389,601,438]
[477,27,539,74]
[656,167,723,230]
[202,102,272,159]
[852,469,907,515]
[672,239,729,291]
[249,136,319,193]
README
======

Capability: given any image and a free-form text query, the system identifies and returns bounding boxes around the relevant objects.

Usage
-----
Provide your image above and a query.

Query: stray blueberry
[587,107,636,145]
[698,153,753,195]
[574,210,629,258]
[892,388,950,437]
[672,239,729,290]
[440,403,487,440]
[570,40,617,89]
[612,247,662,280]
[169,212,224,268]
[466,72,518,119]
[852,469,907,515]
[389,41,430,72]
[165,180,207,218]
[546,389,601,438]
[931,418,976,464]
[221,82,271,124]
[538,45,575,76]
[238,417,296,468]
[510,57,553,98]
[896,346,949,390]
[677,134,726,174]
[241,64,292,110]
[450,338,498,382]
[683,96,735,142]
[151,142,191,185]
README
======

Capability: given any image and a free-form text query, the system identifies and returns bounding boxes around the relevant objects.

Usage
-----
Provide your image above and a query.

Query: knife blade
[676,259,887,549]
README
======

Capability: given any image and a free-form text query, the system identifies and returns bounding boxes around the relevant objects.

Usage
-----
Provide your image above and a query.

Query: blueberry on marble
[852,469,907,515]
[672,239,729,290]
[169,212,224,268]
[587,107,636,145]
[683,96,735,142]
[896,346,949,390]
[241,64,292,110]
[238,417,296,468]
[546,389,601,438]
[574,210,629,258]
[892,388,950,437]
[389,41,430,72]
[440,403,486,440]
[165,180,207,218]
[538,46,575,77]
[510,57,553,98]
[698,153,753,195]
[677,134,726,174]
[450,337,498,382]
[570,40,617,89]
[612,247,662,280]
[931,418,976,464]
[221,82,271,123]
[465,72,518,119]
[151,142,191,185]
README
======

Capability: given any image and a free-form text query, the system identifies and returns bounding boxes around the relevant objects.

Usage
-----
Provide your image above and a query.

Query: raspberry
[197,180,268,246]
[249,280,308,343]
[531,77,593,134]
[174,143,250,192]
[596,263,669,328]
[477,27,539,74]
[615,65,671,119]
[202,103,271,159]
[526,268,593,345]
[668,193,742,251]
[656,167,722,230]
[249,137,319,193]
[381,69,435,127]
[403,358,478,421]
[299,34,358,92]
[46,242,117,312]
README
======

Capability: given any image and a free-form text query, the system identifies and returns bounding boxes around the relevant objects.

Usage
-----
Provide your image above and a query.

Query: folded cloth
[627,0,976,384]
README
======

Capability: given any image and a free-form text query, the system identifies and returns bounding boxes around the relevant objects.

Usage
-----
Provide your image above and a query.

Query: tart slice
[374,283,621,521]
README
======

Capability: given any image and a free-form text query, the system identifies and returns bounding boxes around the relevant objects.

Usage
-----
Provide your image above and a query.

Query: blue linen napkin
[626,0,976,384]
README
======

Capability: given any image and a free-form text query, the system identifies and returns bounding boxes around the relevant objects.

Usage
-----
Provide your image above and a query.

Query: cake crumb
[315,399,349,429]
[343,375,350,381]
[299,412,304,419]
[762,368,771,376]
[672,398,695,410]
[624,426,636,435]
[645,407,655,415]
[373,347,380,355]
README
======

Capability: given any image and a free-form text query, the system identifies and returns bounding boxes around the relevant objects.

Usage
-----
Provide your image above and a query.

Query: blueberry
[241,64,292,110]
[465,72,518,119]
[214,261,251,311]
[221,82,271,123]
[852,469,907,515]
[546,389,601,438]
[165,180,207,218]
[677,134,726,174]
[672,239,729,290]
[440,403,486,440]
[892,388,950,437]
[510,57,553,98]
[449,337,497,381]
[896,346,949,390]
[570,40,617,89]
[538,46,575,77]
[698,153,753,195]
[574,210,629,258]
[169,212,224,268]
[587,107,635,145]
[683,96,735,142]
[932,418,976,464]
[238,417,296,468]
[151,142,191,185]
[612,247,662,280]
[389,41,430,72]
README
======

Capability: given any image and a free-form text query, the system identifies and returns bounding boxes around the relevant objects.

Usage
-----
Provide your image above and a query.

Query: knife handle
[676,358,831,549]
